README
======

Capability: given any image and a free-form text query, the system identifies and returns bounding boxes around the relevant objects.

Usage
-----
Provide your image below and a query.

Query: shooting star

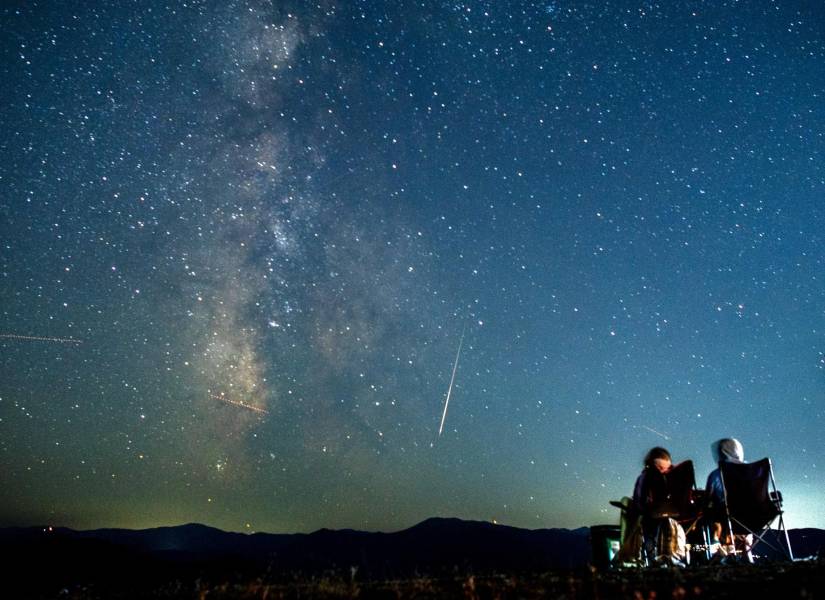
[637,424,671,441]
[437,326,466,438]
[0,333,83,344]
[209,393,269,415]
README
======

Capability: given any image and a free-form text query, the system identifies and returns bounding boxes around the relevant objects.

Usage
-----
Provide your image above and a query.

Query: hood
[711,438,744,464]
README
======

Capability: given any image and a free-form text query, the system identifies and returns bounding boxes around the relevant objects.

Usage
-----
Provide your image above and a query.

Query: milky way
[1,1,824,533]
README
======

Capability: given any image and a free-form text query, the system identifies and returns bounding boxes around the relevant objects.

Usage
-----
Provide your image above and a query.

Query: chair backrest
[644,460,698,520]
[720,458,780,531]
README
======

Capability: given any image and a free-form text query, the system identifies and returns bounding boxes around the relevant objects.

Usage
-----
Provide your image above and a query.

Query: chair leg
[724,514,738,558]
[703,524,712,562]
[642,523,658,567]
[779,514,794,561]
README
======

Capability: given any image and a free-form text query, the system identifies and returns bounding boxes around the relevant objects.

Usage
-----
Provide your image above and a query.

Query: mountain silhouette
[1,517,589,581]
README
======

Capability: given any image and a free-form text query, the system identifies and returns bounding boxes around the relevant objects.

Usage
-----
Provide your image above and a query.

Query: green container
[590,525,622,569]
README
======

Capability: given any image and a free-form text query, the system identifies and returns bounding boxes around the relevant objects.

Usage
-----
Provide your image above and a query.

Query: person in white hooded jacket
[705,437,745,509]
[705,438,752,558]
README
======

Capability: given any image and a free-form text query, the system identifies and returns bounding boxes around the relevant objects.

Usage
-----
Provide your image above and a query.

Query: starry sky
[1,1,824,534]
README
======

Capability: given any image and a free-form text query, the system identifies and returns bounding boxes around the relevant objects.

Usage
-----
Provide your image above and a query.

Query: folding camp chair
[639,460,707,565]
[719,457,793,561]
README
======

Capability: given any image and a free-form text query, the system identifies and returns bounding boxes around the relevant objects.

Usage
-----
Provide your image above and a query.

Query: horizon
[6,514,820,538]
[0,503,817,537]
[2,1,824,533]
[2,514,595,535]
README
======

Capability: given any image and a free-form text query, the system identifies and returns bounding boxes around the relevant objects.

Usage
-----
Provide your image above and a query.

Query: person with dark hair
[632,446,673,516]
[613,446,693,566]
[630,447,688,564]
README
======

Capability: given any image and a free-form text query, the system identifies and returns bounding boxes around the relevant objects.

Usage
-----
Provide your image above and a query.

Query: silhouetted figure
[705,438,753,560]
[623,447,688,565]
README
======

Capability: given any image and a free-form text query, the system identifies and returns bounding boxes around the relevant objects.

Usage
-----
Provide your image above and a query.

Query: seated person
[705,438,745,512]
[705,438,753,559]
[629,447,687,564]
[633,446,673,516]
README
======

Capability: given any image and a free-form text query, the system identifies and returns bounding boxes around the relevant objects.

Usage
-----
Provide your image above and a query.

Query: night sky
[2,1,824,534]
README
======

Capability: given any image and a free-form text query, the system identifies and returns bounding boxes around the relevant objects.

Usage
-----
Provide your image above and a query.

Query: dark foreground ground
[6,522,823,598]
[22,560,825,599]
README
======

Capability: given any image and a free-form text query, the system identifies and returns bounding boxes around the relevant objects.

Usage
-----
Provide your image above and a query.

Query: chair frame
[719,457,794,561]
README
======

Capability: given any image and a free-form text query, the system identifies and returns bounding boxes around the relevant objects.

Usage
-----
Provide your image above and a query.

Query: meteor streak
[0,333,83,344]
[437,326,465,438]
[638,424,670,441]
[209,393,269,415]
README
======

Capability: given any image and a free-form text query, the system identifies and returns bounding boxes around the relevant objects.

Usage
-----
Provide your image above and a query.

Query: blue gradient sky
[1,1,823,533]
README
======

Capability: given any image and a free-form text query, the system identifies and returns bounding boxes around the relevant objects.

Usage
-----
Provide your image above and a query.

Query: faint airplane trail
[437,325,466,438]
[0,333,83,344]
[209,393,269,415]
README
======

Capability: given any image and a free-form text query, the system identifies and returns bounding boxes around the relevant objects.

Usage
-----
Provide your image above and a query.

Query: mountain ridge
[1,516,591,575]
[2,517,822,576]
